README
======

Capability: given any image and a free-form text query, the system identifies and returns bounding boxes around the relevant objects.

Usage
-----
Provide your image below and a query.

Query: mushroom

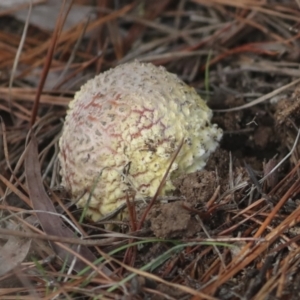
[58,61,222,221]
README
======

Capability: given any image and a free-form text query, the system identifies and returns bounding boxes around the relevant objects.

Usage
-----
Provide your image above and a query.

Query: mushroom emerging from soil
[58,61,223,221]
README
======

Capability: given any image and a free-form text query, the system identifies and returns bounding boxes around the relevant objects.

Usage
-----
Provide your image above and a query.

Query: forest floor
[1,1,300,299]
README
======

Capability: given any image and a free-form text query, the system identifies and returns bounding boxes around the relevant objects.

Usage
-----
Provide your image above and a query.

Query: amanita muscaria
[58,61,223,221]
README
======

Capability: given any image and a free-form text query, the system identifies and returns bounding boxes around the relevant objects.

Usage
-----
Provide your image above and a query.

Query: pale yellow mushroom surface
[59,61,223,220]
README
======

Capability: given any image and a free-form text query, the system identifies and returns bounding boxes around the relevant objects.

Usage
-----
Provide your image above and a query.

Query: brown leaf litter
[2,0,300,299]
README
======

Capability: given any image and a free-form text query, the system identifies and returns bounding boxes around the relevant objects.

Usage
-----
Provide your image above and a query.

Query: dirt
[146,201,202,238]
[174,170,218,207]
[143,146,251,240]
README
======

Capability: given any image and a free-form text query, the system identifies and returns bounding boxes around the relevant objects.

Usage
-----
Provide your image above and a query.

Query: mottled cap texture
[58,61,223,220]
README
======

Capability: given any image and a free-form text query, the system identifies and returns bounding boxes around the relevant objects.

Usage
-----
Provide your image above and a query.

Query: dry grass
[1,0,300,299]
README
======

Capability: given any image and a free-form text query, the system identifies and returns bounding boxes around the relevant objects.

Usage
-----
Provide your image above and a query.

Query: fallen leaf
[25,134,111,275]
[0,224,31,277]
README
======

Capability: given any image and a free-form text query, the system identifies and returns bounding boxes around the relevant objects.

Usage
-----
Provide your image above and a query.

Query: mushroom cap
[58,61,222,220]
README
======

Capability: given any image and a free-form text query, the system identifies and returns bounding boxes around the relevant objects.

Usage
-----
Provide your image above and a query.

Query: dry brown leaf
[0,224,31,277]
[4,1,96,32]
[25,134,111,275]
